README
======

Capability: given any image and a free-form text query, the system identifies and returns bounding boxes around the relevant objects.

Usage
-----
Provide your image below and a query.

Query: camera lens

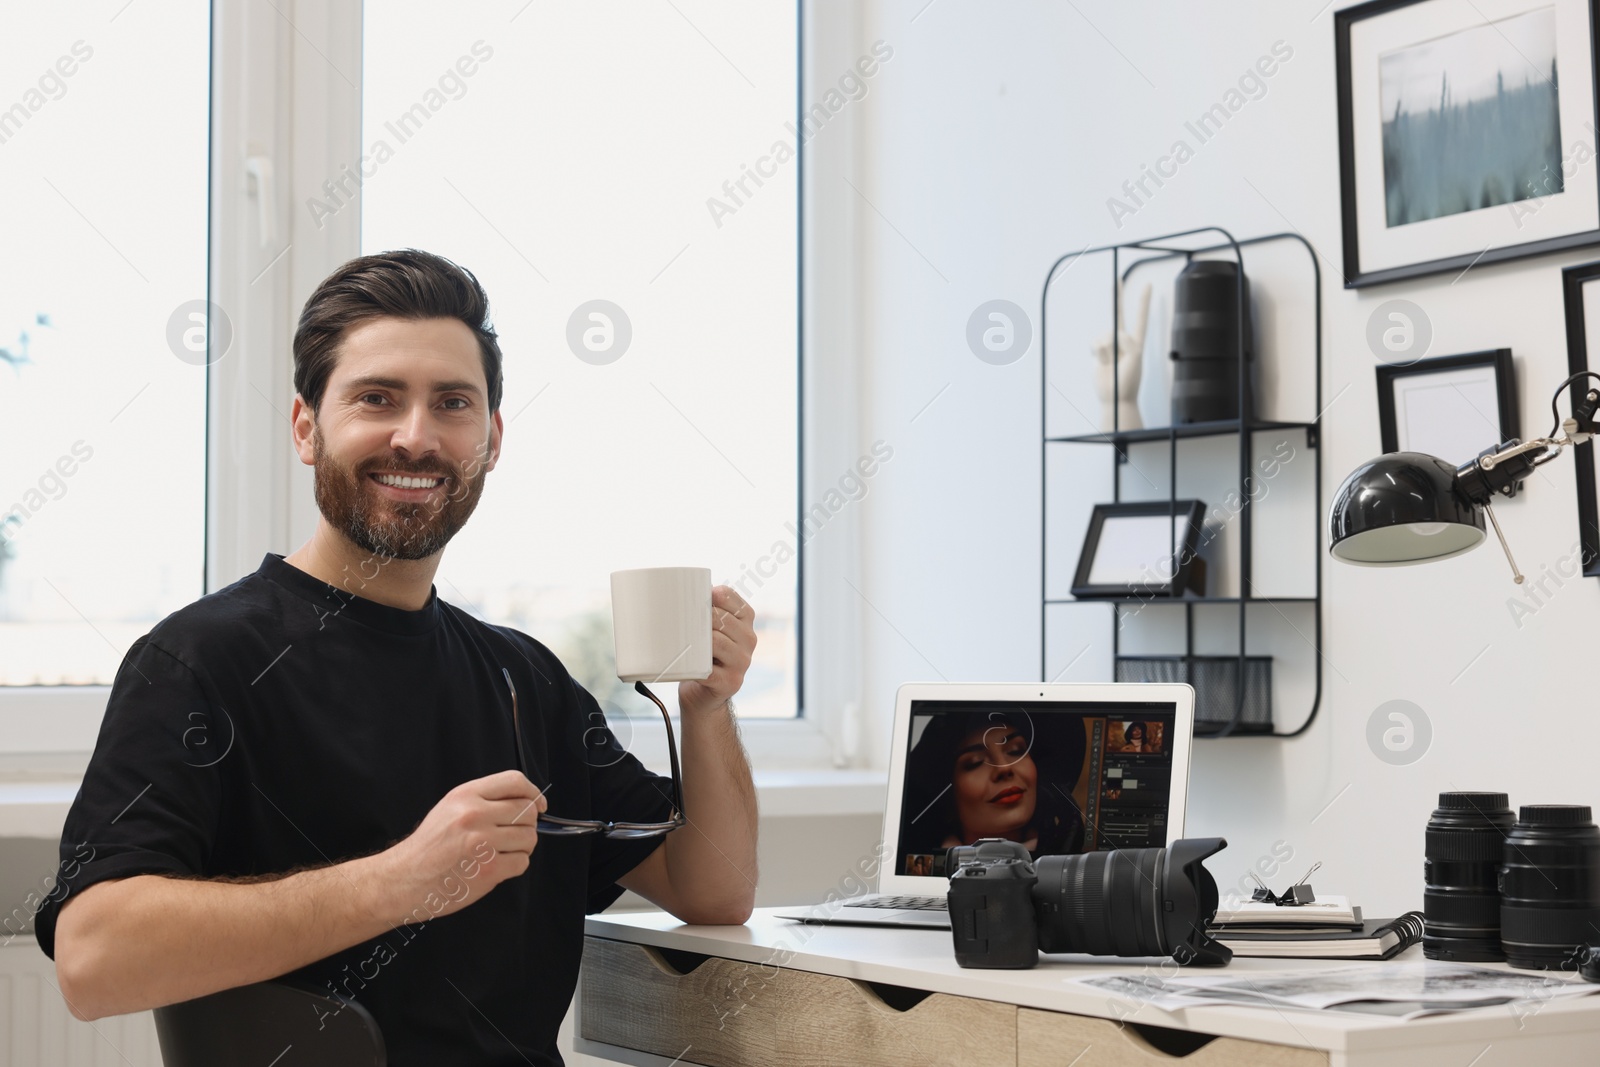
[1171,260,1252,424]
[1035,848,1167,958]
[1030,839,1229,964]
[1500,805,1600,970]
[1423,791,1513,962]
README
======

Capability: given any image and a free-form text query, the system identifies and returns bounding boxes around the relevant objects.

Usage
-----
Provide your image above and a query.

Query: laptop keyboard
[850,895,948,912]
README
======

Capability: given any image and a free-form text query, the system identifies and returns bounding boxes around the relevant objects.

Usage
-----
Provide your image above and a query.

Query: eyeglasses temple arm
[635,681,685,820]
[503,667,527,777]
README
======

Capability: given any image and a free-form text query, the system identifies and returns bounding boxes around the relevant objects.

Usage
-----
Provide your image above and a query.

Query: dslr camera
[946,837,1232,969]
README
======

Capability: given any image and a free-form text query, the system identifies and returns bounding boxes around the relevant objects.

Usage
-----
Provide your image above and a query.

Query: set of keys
[1248,861,1322,906]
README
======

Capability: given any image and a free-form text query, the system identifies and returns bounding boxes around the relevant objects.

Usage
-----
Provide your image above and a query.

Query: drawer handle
[858,981,935,1013]
[643,945,715,976]
[1125,1022,1218,1057]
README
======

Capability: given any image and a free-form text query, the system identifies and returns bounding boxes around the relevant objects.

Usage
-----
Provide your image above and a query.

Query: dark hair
[1125,721,1147,740]
[293,249,504,414]
[899,710,1087,865]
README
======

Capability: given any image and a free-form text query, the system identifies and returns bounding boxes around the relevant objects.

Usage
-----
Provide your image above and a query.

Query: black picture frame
[1071,500,1206,599]
[1335,0,1600,288]
[1562,259,1600,577]
[1375,350,1519,477]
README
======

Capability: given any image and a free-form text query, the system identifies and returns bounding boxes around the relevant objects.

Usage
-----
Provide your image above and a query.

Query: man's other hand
[678,586,756,718]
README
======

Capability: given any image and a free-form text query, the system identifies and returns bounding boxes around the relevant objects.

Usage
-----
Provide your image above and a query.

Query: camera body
[947,837,1232,969]
[946,842,1041,968]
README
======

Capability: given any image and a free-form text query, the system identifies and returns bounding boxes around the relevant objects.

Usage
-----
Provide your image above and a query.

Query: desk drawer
[580,937,779,1065]
[579,937,1016,1066]
[1018,1008,1328,1067]
[773,968,1016,1065]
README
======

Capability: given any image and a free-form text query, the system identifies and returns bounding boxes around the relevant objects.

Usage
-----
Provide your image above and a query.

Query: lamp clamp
[1465,374,1600,582]
[1567,384,1600,439]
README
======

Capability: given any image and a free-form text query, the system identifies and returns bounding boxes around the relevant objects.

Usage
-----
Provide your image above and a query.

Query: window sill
[0,780,79,839]
[752,769,885,817]
[0,770,886,841]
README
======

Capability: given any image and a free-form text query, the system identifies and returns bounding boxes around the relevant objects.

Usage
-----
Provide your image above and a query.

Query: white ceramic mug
[610,567,714,683]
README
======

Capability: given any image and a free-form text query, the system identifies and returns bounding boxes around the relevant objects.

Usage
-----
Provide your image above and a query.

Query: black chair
[153,979,385,1066]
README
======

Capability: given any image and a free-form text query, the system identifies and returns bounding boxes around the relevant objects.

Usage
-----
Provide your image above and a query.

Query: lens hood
[1162,837,1232,966]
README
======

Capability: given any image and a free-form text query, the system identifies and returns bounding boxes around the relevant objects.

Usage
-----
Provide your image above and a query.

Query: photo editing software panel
[895,700,1177,878]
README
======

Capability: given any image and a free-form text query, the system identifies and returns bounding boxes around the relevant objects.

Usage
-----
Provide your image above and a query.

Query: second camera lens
[1500,805,1600,970]
[1424,791,1514,962]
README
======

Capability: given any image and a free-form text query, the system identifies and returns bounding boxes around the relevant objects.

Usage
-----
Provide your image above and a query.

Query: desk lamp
[1328,372,1600,583]
[1328,373,1600,984]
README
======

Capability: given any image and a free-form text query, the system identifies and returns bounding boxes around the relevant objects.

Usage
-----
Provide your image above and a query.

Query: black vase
[1170,260,1252,424]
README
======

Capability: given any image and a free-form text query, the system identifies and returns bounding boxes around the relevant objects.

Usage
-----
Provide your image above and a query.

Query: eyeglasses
[502,667,686,839]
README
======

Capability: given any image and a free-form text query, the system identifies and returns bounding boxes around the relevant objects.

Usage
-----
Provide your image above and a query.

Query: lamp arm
[1476,437,1559,471]
[1452,373,1600,506]
[1530,440,1573,467]
[1447,372,1600,582]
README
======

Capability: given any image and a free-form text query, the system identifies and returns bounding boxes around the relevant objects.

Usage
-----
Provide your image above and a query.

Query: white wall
[842,0,1600,919]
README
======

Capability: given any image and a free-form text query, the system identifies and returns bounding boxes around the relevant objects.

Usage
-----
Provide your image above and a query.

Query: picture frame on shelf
[1335,0,1600,287]
[1071,500,1207,599]
[1561,259,1600,577]
[1375,350,1519,477]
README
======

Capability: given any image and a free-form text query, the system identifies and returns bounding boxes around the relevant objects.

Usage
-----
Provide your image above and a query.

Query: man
[34,249,760,1065]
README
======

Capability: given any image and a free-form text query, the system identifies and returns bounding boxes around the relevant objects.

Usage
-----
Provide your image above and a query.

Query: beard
[310,426,488,561]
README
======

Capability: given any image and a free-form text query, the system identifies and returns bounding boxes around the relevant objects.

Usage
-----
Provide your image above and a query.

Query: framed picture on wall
[1375,350,1519,475]
[1071,500,1206,599]
[1561,259,1600,577]
[1335,0,1600,287]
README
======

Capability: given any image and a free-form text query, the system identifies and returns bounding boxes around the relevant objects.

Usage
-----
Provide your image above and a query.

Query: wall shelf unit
[1039,227,1323,739]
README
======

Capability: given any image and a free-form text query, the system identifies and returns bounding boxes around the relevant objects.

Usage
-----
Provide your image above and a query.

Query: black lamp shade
[1328,452,1486,565]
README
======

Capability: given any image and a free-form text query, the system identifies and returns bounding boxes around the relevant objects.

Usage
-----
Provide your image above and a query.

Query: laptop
[776,681,1196,929]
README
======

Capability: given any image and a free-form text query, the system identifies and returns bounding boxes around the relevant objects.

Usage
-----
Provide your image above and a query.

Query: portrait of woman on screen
[898,710,1087,873]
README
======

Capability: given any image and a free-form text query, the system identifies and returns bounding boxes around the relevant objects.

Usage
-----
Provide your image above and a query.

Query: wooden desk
[576,908,1600,1067]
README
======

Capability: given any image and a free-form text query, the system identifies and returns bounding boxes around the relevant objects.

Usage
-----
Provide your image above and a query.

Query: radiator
[0,943,161,1067]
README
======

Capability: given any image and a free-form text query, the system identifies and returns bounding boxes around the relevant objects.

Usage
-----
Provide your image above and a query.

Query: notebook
[774,681,1197,929]
[1212,895,1363,928]
[1213,913,1425,960]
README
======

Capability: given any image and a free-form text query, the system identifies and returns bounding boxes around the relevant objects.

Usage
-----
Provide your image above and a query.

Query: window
[360,2,800,719]
[0,5,209,686]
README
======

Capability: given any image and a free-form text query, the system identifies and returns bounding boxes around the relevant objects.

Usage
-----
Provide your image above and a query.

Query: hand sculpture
[1091,281,1152,432]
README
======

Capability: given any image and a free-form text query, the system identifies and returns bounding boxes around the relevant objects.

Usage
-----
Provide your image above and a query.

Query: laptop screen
[894,699,1178,878]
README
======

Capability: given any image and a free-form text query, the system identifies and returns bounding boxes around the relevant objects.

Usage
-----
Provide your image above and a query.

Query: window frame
[0,0,869,776]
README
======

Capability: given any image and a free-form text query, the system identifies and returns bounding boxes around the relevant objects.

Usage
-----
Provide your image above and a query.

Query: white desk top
[584,907,1600,1058]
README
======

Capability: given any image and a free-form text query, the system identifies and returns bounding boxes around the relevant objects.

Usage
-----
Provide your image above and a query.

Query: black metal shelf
[1040,227,1323,740]
[1047,419,1319,448]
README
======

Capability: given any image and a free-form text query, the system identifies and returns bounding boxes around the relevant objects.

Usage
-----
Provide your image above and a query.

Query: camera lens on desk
[1500,805,1600,970]
[1424,791,1514,962]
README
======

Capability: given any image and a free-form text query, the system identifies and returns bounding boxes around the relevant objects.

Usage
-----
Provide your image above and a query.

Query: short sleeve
[573,682,676,914]
[33,637,224,958]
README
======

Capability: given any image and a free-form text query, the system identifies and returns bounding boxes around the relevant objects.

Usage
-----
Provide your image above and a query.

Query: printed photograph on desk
[894,702,1177,876]
[1077,962,1598,1019]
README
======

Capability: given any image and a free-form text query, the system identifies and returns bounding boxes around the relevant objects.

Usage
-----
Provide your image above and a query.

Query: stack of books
[1209,897,1424,960]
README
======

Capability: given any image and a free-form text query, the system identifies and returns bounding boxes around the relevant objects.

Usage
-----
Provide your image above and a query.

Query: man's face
[294,316,502,561]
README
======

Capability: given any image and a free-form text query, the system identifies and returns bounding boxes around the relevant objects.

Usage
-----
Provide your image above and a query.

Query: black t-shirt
[33,553,673,1065]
